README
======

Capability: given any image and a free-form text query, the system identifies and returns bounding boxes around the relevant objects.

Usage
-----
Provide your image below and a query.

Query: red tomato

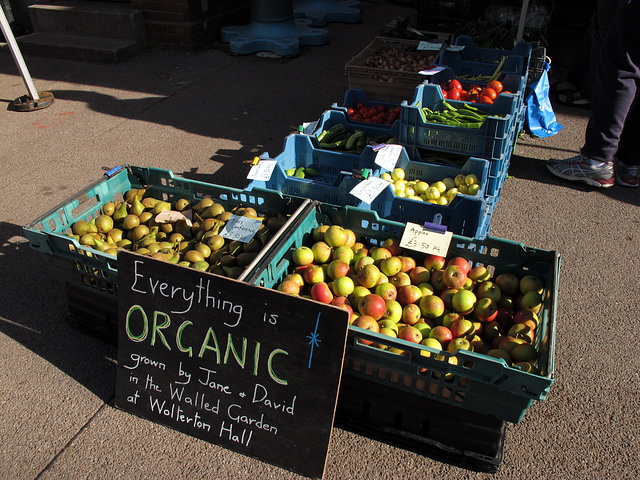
[347,107,355,116]
[486,80,503,94]
[359,106,368,116]
[460,90,470,101]
[448,88,460,100]
[353,114,363,121]
[356,101,365,109]
[478,95,493,104]
[440,81,450,91]
[502,90,511,95]
[377,104,386,113]
[369,107,378,116]
[442,90,448,99]
[481,87,498,100]
[449,79,463,91]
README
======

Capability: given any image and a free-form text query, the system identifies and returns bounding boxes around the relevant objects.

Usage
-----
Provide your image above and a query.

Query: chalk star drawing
[306,313,322,369]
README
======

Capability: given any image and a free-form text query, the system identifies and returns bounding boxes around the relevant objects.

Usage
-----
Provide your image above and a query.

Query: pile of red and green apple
[275,224,545,377]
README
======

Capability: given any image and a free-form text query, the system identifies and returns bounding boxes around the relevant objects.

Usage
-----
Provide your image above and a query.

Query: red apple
[353,255,374,273]
[388,271,411,288]
[396,284,423,306]
[511,343,538,364]
[423,254,446,272]
[292,246,315,266]
[378,318,399,335]
[495,272,519,295]
[497,336,526,355]
[357,263,381,289]
[282,272,304,287]
[383,300,403,323]
[402,303,422,325]
[344,228,357,248]
[451,289,476,315]
[327,259,351,280]
[440,288,459,310]
[468,265,491,283]
[324,225,350,248]
[381,237,403,256]
[486,349,512,365]
[482,320,502,343]
[519,274,545,294]
[303,263,325,284]
[332,245,355,265]
[370,246,393,264]
[450,318,475,339]
[473,297,498,323]
[375,282,397,302]
[352,315,379,345]
[277,279,300,295]
[398,325,423,344]
[312,224,330,242]
[476,281,502,303]
[521,290,543,314]
[418,295,445,319]
[447,337,471,352]
[446,256,471,275]
[398,255,417,273]
[442,312,463,328]
[311,241,332,264]
[443,264,467,289]
[358,294,387,320]
[513,309,539,329]
[508,323,535,343]
[310,281,333,304]
[429,325,453,348]
[430,269,447,294]
[380,256,404,277]
[331,275,355,297]
[409,265,431,284]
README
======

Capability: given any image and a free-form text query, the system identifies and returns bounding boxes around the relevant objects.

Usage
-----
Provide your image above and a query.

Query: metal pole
[0,5,40,101]
[516,0,530,43]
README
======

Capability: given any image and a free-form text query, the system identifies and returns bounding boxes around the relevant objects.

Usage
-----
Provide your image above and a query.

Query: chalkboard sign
[115,251,350,479]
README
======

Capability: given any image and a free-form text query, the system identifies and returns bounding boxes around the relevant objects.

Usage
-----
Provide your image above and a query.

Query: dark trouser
[581,0,640,166]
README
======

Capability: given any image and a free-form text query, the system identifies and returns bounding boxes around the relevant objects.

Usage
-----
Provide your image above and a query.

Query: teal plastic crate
[246,203,559,423]
[399,83,518,162]
[23,165,307,297]
[440,36,533,80]
[246,133,384,207]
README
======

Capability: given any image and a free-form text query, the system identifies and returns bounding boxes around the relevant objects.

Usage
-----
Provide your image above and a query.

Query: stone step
[16,31,142,63]
[29,1,145,43]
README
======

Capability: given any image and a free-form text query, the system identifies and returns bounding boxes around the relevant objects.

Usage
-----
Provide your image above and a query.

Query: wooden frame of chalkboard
[115,250,350,479]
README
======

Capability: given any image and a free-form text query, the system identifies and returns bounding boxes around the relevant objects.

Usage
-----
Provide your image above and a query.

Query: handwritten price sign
[399,222,453,256]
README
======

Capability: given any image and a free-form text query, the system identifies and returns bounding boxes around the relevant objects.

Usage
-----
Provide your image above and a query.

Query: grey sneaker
[615,162,639,187]
[546,154,615,188]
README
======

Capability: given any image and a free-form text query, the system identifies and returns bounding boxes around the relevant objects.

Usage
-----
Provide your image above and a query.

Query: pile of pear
[68,187,290,278]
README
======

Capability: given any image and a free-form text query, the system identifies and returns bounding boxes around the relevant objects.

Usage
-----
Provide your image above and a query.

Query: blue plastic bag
[525,61,563,137]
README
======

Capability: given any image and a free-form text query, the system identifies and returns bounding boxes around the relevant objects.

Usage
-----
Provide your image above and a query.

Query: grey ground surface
[1,1,639,479]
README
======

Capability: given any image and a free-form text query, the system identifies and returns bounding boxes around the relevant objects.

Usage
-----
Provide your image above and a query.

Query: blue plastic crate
[309,108,401,143]
[246,133,384,207]
[330,89,402,128]
[399,83,518,162]
[246,203,559,423]
[440,36,533,80]
[401,145,509,201]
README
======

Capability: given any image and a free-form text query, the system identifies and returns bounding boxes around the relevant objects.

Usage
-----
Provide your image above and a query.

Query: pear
[95,214,114,234]
[146,242,161,254]
[203,203,225,219]
[174,198,191,212]
[240,207,258,218]
[227,240,244,256]
[107,228,124,243]
[112,201,129,223]
[116,239,132,249]
[206,234,226,252]
[183,250,205,264]
[122,214,141,230]
[220,254,237,267]
[139,211,153,225]
[243,237,263,254]
[152,251,173,262]
[194,242,212,260]
[216,211,233,222]
[135,247,151,256]
[152,201,172,216]
[132,224,150,242]
[72,219,97,236]
[191,261,210,272]
[93,237,109,252]
[124,189,139,203]
[177,260,191,267]
[130,195,145,217]
[102,201,116,216]
[79,234,96,246]
[169,233,185,244]
[236,252,258,268]
[142,197,160,209]
[193,198,214,214]
[222,266,244,279]
[201,217,222,232]
[104,247,119,256]
[267,214,287,233]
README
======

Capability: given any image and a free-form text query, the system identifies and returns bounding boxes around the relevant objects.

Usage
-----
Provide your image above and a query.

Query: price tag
[446,45,466,52]
[246,159,277,181]
[374,144,403,171]
[418,41,443,51]
[400,222,453,256]
[419,65,447,76]
[349,176,390,204]
[220,214,262,242]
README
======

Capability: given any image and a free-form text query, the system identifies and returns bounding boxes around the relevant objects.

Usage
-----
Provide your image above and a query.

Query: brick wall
[131,0,250,51]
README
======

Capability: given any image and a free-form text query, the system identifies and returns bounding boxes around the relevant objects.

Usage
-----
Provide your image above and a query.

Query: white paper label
[399,222,453,256]
[220,214,262,243]
[419,65,447,76]
[446,45,466,52]
[418,41,443,51]
[154,210,192,227]
[375,144,403,171]
[246,160,277,181]
[349,176,390,204]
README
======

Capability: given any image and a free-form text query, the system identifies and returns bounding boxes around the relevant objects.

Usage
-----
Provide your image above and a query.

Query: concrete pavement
[1,1,639,479]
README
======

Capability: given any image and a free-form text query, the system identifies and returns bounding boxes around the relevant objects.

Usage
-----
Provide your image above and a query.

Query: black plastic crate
[416,0,491,33]
[335,374,506,473]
